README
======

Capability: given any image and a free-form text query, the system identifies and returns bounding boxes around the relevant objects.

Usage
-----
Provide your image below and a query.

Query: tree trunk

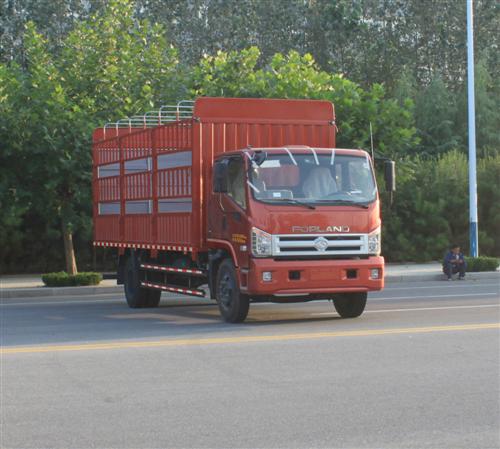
[62,220,78,275]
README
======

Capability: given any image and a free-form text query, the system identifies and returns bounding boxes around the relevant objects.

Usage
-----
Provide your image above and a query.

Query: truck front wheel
[216,259,250,323]
[124,254,161,308]
[333,292,367,318]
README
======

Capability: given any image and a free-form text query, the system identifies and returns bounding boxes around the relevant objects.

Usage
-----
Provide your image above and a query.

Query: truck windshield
[248,152,377,206]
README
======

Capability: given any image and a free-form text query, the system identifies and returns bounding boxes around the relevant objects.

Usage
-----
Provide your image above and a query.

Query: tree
[0,0,97,62]
[0,0,181,273]
[0,63,30,270]
[304,0,364,74]
[456,54,500,154]
[136,0,308,67]
[59,0,182,120]
[414,76,461,156]
[191,47,264,98]
[192,47,418,159]
[1,23,90,274]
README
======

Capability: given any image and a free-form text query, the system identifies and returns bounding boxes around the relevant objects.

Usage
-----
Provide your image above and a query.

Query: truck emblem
[313,237,329,252]
[292,225,350,233]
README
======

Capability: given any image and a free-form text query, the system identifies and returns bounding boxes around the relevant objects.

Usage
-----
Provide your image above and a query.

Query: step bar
[140,263,205,277]
[140,281,206,298]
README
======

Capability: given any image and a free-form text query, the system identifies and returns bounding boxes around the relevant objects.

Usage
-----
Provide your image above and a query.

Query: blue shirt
[443,251,465,266]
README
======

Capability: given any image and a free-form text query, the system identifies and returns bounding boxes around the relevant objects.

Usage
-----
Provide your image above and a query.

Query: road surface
[1,279,499,448]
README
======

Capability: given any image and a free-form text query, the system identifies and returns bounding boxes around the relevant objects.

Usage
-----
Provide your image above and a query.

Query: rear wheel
[216,259,250,323]
[333,292,367,318]
[124,253,161,308]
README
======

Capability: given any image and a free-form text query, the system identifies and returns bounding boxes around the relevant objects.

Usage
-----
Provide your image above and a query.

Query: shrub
[42,271,102,287]
[464,256,499,272]
[42,272,70,287]
[382,151,500,262]
[73,272,103,285]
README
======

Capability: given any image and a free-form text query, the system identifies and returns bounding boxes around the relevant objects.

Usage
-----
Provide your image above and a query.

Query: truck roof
[93,97,336,142]
[194,97,335,124]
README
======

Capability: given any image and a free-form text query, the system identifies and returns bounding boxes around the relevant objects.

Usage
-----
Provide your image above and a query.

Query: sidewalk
[1,262,498,299]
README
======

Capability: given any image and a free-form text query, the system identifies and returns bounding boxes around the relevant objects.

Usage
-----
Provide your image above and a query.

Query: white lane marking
[382,282,499,291]
[370,292,499,301]
[1,292,498,308]
[312,304,500,316]
[0,298,210,307]
[255,292,499,304]
[0,299,123,307]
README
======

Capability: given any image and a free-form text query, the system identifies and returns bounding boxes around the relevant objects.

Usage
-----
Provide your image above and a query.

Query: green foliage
[382,151,500,261]
[3,0,498,98]
[263,52,332,99]
[191,48,418,159]
[414,77,461,156]
[464,256,499,272]
[476,154,500,255]
[42,272,71,287]
[455,54,500,155]
[42,271,102,287]
[1,0,498,271]
[60,0,182,119]
[192,47,264,98]
[330,80,418,157]
[0,0,180,273]
[0,64,29,266]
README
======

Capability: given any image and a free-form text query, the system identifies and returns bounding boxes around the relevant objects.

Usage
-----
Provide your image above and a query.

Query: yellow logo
[232,234,247,244]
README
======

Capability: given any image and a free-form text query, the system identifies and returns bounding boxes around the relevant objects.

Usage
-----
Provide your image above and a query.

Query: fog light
[262,271,273,282]
[370,268,380,279]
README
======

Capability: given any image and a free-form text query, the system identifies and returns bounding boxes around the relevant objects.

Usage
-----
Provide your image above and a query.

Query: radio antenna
[369,122,374,161]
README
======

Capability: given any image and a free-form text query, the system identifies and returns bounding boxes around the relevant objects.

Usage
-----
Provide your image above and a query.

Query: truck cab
[207,146,384,319]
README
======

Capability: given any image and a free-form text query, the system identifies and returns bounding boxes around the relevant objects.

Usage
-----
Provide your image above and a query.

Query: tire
[124,253,161,308]
[216,259,250,323]
[333,292,367,318]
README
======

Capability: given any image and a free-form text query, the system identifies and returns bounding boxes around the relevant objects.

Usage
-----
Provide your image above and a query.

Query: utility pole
[467,0,478,257]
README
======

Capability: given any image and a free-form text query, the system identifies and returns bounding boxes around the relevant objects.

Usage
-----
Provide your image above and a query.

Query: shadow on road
[2,296,342,347]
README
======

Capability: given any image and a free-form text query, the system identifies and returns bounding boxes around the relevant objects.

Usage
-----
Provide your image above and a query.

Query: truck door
[210,156,249,267]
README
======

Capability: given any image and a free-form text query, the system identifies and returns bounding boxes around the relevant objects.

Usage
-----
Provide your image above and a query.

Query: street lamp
[467,0,478,257]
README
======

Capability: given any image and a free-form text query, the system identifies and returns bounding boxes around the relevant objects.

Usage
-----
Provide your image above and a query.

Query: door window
[227,157,246,209]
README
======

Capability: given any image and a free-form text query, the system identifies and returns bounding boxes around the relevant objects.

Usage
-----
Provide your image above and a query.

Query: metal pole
[467,0,478,257]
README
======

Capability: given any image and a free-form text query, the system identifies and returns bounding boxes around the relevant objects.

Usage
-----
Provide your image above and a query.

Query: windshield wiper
[268,199,316,209]
[315,200,369,209]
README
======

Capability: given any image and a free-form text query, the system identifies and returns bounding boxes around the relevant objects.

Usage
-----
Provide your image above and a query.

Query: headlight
[368,227,381,255]
[251,227,272,257]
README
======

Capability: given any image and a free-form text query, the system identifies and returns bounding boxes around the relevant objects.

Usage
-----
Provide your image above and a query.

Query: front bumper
[241,256,384,297]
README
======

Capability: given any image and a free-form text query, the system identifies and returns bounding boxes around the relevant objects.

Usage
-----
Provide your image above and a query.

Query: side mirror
[213,160,229,193]
[384,160,396,192]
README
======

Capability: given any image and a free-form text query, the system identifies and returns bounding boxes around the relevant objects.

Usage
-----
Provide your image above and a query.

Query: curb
[1,271,497,300]
[0,285,123,299]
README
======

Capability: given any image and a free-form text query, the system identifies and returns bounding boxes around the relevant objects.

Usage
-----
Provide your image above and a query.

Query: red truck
[92,97,395,322]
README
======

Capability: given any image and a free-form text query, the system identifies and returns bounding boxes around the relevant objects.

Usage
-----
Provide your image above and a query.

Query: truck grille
[272,234,368,257]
